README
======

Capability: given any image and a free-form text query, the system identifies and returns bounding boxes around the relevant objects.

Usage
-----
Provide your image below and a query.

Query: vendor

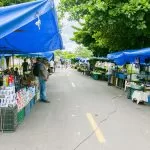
[10,68,14,75]
[122,65,127,74]
[14,67,19,76]
[22,59,29,74]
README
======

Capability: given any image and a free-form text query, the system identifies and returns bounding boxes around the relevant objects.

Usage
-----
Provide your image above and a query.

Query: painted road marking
[71,82,76,88]
[86,113,106,143]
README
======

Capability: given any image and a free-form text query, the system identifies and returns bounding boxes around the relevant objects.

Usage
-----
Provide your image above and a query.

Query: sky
[55,0,79,51]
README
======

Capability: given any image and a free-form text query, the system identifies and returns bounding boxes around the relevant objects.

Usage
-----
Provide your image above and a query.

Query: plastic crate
[17,108,25,124]
[92,74,99,80]
[30,98,35,109]
[25,103,31,117]
[0,105,18,132]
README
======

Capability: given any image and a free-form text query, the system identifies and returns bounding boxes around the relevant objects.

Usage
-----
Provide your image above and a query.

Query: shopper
[22,59,29,74]
[39,58,50,103]
[107,64,113,86]
[50,60,54,73]
[60,58,64,68]
[54,61,57,72]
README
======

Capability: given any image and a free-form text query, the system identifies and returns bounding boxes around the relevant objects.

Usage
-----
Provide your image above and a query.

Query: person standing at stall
[107,64,113,86]
[39,58,50,103]
[22,59,29,75]
[50,60,54,73]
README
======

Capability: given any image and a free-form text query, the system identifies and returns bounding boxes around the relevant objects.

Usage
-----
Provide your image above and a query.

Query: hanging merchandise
[8,75,14,86]
[9,56,13,68]
[1,56,7,70]
[3,75,9,87]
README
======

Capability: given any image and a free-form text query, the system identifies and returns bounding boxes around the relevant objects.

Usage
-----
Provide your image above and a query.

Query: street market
[0,0,150,150]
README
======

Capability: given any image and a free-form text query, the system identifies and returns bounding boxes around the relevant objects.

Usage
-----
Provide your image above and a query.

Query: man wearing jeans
[39,58,50,103]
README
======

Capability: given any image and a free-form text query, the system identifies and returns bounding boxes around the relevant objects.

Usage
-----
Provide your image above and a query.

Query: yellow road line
[86,113,106,143]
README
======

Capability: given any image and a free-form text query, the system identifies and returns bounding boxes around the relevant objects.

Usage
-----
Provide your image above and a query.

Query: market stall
[89,57,110,80]
[107,48,150,104]
[0,0,63,132]
[0,59,39,131]
[76,58,90,75]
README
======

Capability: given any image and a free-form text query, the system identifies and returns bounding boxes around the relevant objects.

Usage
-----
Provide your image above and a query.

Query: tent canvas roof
[0,0,63,54]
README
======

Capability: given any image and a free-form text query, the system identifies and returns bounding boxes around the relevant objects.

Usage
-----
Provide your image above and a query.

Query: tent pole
[12,54,14,69]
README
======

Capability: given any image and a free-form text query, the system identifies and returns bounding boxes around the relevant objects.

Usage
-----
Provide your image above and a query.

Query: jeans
[39,77,47,101]
[108,74,112,84]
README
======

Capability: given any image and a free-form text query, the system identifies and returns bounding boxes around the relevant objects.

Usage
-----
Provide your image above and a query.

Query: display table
[127,85,144,99]
[0,85,39,132]
[132,90,150,104]
[91,72,107,80]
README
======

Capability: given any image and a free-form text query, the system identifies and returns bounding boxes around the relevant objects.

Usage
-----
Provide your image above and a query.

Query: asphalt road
[1,68,150,150]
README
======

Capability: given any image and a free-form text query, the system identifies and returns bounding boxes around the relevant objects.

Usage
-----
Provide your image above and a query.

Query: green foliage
[74,46,93,58]
[0,0,33,6]
[54,46,93,60]
[54,50,76,59]
[59,0,150,55]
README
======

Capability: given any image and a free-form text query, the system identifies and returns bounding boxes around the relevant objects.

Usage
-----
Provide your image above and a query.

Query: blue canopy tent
[110,48,150,65]
[30,51,54,61]
[107,50,138,61]
[75,57,81,61]
[107,51,123,60]
[16,51,54,61]
[0,0,63,54]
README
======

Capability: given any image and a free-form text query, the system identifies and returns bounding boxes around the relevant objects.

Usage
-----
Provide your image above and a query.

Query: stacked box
[0,105,18,131]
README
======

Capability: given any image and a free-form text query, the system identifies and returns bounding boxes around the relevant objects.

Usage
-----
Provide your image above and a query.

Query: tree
[0,0,33,6]
[54,47,93,60]
[54,50,76,59]
[74,46,93,58]
[59,0,150,55]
